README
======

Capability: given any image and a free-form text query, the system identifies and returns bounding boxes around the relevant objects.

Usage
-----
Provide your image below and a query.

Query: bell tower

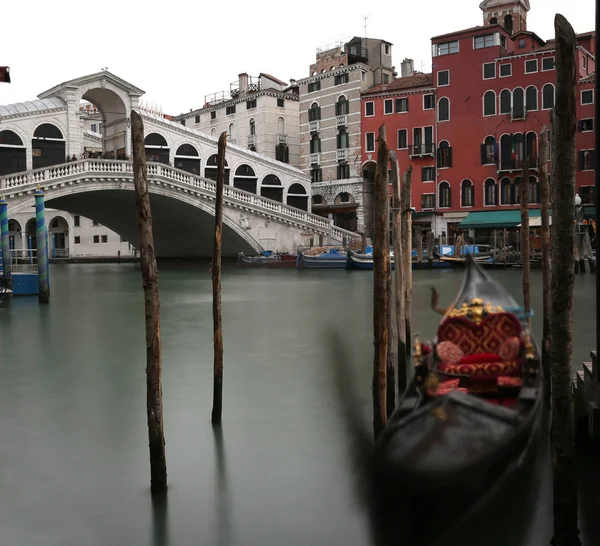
[479,0,531,34]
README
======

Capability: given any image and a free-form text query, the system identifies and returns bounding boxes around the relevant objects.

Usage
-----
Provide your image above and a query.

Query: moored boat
[296,247,347,269]
[237,251,296,267]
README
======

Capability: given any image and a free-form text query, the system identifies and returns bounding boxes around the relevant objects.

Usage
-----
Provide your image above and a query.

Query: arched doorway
[0,130,26,175]
[260,174,283,202]
[233,165,257,193]
[332,192,358,231]
[8,219,22,250]
[174,144,201,174]
[48,216,70,258]
[205,154,230,184]
[145,133,170,164]
[286,183,309,211]
[32,123,66,169]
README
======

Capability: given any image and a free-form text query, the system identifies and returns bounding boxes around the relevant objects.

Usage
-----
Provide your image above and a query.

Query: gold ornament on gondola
[446,298,504,325]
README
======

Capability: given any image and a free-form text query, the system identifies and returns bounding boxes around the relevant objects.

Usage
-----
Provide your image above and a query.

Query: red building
[361,0,596,240]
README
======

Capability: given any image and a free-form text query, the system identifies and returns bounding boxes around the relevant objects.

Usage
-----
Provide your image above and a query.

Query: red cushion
[460,353,502,364]
[437,341,464,364]
[439,360,520,380]
[499,336,521,362]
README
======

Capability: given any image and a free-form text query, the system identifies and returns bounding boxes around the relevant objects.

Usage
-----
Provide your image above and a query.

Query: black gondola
[375,256,544,497]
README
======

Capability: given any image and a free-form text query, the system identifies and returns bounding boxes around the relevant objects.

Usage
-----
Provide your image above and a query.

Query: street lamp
[574,193,582,207]
[574,193,583,234]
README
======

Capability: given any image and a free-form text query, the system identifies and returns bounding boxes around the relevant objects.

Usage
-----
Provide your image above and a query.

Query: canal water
[0,263,597,545]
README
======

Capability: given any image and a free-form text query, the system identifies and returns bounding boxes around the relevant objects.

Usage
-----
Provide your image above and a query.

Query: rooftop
[362,73,433,96]
[0,97,66,117]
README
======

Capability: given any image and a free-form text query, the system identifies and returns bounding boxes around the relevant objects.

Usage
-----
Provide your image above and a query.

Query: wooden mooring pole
[549,14,581,546]
[131,110,167,495]
[211,132,227,426]
[401,166,413,360]
[520,147,531,324]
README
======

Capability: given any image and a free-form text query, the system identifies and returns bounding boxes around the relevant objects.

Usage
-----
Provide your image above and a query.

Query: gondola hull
[295,249,347,269]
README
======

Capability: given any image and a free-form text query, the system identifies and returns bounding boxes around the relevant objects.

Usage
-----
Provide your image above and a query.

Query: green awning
[459,209,541,229]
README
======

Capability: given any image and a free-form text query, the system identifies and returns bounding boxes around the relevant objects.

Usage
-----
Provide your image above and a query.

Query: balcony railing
[309,120,320,133]
[511,107,526,121]
[409,143,436,157]
[277,134,287,145]
[336,149,348,161]
[309,153,320,165]
[336,114,348,128]
[498,156,538,172]
[248,134,256,146]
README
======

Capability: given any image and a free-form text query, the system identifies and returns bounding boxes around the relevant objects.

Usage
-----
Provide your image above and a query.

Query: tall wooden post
[539,126,552,404]
[550,15,581,546]
[426,231,434,269]
[520,147,531,323]
[372,124,390,438]
[401,166,413,358]
[211,132,227,426]
[131,110,167,495]
[390,150,407,396]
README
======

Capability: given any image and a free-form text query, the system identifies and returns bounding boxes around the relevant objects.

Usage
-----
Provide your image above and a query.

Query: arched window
[287,183,309,211]
[205,154,230,184]
[144,133,170,164]
[437,141,452,168]
[526,133,537,166]
[335,95,349,116]
[144,133,168,147]
[484,178,498,206]
[529,176,540,204]
[260,174,283,202]
[512,177,522,205]
[310,134,321,154]
[335,192,353,204]
[0,130,26,175]
[34,123,64,140]
[512,87,524,116]
[249,118,256,135]
[32,123,66,169]
[309,102,320,122]
[542,83,555,109]
[500,134,513,170]
[233,164,257,193]
[490,17,498,24]
[481,135,497,165]
[211,128,217,137]
[0,130,23,146]
[277,117,285,135]
[500,177,512,205]
[439,181,451,208]
[504,14,513,34]
[174,144,200,175]
[437,98,450,122]
[461,179,474,207]
[228,123,235,142]
[483,91,496,116]
[500,89,511,115]
[526,86,538,111]
[514,133,525,167]
[312,195,325,206]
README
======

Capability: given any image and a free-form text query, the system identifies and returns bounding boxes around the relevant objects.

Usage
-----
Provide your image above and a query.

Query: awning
[518,216,552,227]
[459,209,541,229]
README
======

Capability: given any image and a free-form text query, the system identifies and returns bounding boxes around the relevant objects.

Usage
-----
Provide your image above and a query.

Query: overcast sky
[1,0,595,115]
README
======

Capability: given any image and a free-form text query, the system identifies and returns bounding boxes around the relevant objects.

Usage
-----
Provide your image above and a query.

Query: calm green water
[0,263,596,545]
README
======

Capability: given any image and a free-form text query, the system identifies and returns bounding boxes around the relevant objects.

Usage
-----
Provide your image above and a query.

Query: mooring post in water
[211,132,227,426]
[550,14,582,546]
[520,147,531,324]
[0,196,11,285]
[34,188,50,304]
[401,166,413,361]
[131,110,167,495]
[426,231,434,269]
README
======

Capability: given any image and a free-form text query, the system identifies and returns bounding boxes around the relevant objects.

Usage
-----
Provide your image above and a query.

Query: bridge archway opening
[49,215,70,255]
[174,144,200,175]
[233,164,257,193]
[205,154,230,184]
[81,87,128,159]
[145,133,170,165]
[260,174,283,202]
[26,218,38,250]
[32,123,65,169]
[0,130,26,176]
[286,183,308,211]
[8,219,22,250]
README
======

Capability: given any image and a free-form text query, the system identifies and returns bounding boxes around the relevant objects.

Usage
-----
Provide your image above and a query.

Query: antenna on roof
[363,14,369,39]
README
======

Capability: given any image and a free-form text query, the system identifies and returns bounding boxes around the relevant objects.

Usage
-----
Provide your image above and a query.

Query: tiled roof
[260,73,287,87]
[362,73,433,96]
[432,24,502,41]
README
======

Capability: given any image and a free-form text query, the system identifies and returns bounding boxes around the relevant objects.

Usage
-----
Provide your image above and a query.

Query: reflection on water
[0,263,597,545]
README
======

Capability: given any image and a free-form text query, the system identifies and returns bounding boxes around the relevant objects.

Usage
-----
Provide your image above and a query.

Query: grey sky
[1,0,595,115]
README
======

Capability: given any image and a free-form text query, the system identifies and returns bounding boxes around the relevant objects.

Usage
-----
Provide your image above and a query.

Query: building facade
[361,0,596,239]
[297,37,395,234]
[173,73,300,169]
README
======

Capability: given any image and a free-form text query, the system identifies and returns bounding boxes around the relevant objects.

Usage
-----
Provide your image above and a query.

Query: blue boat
[296,247,347,269]
[345,248,454,270]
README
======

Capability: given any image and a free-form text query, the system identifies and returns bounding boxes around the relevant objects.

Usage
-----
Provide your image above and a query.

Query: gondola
[374,256,543,496]
[433,247,494,266]
[236,251,296,267]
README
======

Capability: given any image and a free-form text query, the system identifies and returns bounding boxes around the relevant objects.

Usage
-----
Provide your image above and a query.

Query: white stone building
[173,73,300,169]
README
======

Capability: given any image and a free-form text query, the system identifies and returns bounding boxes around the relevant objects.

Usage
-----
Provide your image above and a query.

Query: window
[384,99,393,114]
[461,180,474,207]
[335,97,349,116]
[384,43,391,55]
[483,63,496,79]
[423,94,434,110]
[483,91,496,116]
[542,57,555,71]
[334,73,349,85]
[474,34,496,49]
[74,215,80,227]
[74,236,81,244]
[366,132,375,152]
[529,176,540,204]
[101,235,108,243]
[526,86,538,111]
[276,144,289,163]
[484,179,498,206]
[542,84,555,109]
[434,40,459,56]
[499,64,512,77]
[481,136,497,165]
[578,150,596,171]
[582,90,594,105]
[246,99,257,109]
[500,89,511,114]
[525,59,538,74]
[226,105,236,115]
[396,98,408,113]
[437,141,452,168]
[518,38,526,49]
[361,71,367,82]
[195,115,200,123]
[93,235,100,244]
[311,168,322,183]
[337,163,350,180]
[437,70,449,86]
[500,178,512,205]
[439,182,451,208]
[422,166,435,182]
[309,103,321,121]
[437,98,450,122]
[579,118,594,132]
[337,130,349,149]
[180,119,186,126]
[421,194,435,210]
[91,123,97,132]
[580,186,595,204]
[365,101,375,116]
[308,81,321,93]
[211,111,216,120]
[512,88,525,119]
[397,129,408,149]
[383,74,390,84]
[309,136,321,153]
[277,98,284,107]
[92,220,100,226]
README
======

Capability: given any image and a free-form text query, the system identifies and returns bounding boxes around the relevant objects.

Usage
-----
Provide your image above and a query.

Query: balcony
[336,114,348,128]
[409,143,436,157]
[309,153,320,165]
[498,156,538,173]
[309,120,320,133]
[248,134,256,147]
[277,134,287,145]
[336,149,348,161]
[511,107,527,121]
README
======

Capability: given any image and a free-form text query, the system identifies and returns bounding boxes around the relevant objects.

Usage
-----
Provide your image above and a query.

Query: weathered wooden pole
[131,110,167,495]
[401,166,413,358]
[211,132,227,426]
[390,150,407,396]
[0,196,11,286]
[426,231,434,269]
[34,189,50,304]
[372,124,390,438]
[520,147,531,323]
[549,14,581,546]
[539,126,552,404]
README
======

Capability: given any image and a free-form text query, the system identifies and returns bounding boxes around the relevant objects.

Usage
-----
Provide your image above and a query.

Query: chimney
[289,78,296,86]
[400,59,414,78]
[239,73,249,94]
